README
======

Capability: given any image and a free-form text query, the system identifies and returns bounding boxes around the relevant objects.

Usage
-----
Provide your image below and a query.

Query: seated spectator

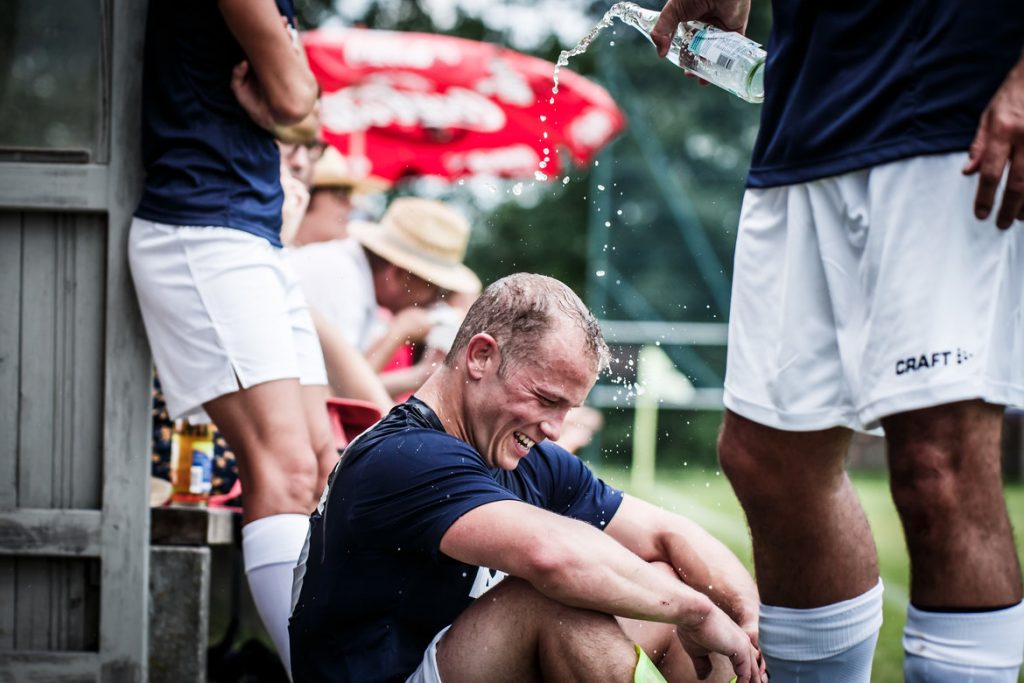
[290,273,765,683]
[288,197,481,400]
[291,146,390,246]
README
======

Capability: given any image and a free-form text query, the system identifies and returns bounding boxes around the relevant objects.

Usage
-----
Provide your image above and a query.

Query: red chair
[325,397,384,450]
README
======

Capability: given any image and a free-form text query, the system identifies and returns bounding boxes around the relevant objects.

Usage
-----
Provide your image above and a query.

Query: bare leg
[718,410,878,607]
[299,383,339,495]
[205,378,321,522]
[883,400,1022,608]
[436,578,640,683]
[205,378,329,674]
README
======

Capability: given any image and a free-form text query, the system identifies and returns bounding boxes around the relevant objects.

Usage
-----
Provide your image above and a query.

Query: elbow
[268,79,318,126]
[269,96,315,127]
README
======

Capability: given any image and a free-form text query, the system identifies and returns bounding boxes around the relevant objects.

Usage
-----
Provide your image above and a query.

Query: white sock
[904,601,1024,682]
[242,513,310,681]
[759,579,884,682]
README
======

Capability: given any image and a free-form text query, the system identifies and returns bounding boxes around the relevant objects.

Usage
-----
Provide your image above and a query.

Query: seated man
[290,273,766,683]
[288,196,481,401]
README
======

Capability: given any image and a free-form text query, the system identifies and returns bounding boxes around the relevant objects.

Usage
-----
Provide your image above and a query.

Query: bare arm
[218,0,318,127]
[311,309,393,413]
[963,47,1024,229]
[605,494,760,645]
[440,500,762,682]
[652,0,752,57]
[364,308,434,372]
[379,347,446,399]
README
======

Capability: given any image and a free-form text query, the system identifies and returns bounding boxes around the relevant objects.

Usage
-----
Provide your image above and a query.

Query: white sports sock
[242,513,311,681]
[759,579,884,682]
[904,601,1024,682]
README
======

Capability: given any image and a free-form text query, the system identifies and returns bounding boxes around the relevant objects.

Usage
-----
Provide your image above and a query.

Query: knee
[717,424,778,501]
[888,443,964,533]
[248,435,321,508]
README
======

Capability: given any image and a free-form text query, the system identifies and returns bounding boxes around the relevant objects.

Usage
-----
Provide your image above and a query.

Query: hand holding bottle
[652,0,752,56]
[619,1,764,102]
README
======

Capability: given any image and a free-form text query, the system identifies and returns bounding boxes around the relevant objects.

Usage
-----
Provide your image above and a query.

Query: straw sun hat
[348,197,482,295]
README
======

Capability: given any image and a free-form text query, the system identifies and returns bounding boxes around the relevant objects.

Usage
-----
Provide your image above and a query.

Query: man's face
[278,140,325,187]
[466,324,597,470]
[376,266,440,313]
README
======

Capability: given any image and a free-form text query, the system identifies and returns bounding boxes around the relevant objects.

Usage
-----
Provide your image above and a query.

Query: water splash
[553,5,627,94]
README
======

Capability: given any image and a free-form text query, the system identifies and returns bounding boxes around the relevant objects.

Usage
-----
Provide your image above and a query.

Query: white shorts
[405,626,449,683]
[128,218,327,420]
[725,153,1024,431]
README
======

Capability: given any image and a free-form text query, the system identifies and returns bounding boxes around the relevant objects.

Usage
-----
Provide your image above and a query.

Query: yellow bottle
[170,420,214,506]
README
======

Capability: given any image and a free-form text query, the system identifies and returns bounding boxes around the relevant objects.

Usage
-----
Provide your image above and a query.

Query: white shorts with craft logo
[128,218,328,420]
[725,152,1024,431]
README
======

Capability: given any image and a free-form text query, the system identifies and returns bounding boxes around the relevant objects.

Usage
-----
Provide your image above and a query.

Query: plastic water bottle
[616,2,766,103]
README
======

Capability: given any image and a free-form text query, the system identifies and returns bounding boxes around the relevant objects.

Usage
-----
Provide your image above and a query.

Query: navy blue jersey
[749,1,1024,188]
[289,397,623,682]
[135,0,295,246]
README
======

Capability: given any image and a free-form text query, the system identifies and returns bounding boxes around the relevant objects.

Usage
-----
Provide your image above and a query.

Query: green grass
[595,465,1024,682]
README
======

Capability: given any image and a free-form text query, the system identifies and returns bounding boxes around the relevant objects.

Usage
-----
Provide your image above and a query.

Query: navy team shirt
[135,0,295,246]
[289,397,624,682]
[749,1,1024,188]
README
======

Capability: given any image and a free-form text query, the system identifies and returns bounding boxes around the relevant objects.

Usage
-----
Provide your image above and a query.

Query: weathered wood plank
[18,212,57,510]
[15,558,51,649]
[0,650,99,682]
[0,509,102,557]
[0,559,13,649]
[0,164,108,212]
[98,2,150,679]
[0,213,21,511]
[69,216,106,510]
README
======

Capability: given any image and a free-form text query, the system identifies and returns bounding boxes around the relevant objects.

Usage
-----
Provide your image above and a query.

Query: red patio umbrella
[303,28,626,182]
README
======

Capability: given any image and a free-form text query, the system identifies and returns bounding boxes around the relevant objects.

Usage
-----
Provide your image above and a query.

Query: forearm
[218,0,318,124]
[444,501,710,626]
[660,522,759,622]
[380,365,430,399]
[538,536,715,629]
[312,311,393,412]
[606,496,759,633]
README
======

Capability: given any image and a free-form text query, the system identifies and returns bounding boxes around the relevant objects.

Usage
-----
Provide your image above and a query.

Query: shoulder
[527,440,588,474]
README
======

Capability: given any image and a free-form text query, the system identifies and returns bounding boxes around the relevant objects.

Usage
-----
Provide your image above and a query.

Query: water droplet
[597,184,606,191]
[512,183,523,196]
[616,209,623,215]
[562,177,570,185]
[534,171,548,181]
[539,161,548,169]
[595,270,606,277]
[539,115,547,122]
[604,221,611,227]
